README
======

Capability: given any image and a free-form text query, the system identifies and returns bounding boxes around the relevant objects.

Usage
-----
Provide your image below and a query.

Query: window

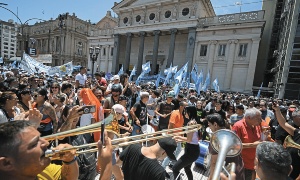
[238,43,248,56]
[136,15,141,22]
[123,17,128,24]
[165,11,171,18]
[111,47,114,56]
[218,44,226,56]
[182,8,190,16]
[149,13,155,20]
[103,48,106,56]
[200,45,208,56]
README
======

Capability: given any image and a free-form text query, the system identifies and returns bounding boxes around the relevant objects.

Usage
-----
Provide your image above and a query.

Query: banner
[21,53,73,76]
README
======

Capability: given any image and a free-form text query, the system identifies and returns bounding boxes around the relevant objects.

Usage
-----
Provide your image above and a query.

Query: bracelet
[62,156,77,165]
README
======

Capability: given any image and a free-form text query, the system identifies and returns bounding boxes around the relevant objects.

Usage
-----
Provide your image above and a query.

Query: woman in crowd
[61,82,74,105]
[53,93,68,129]
[226,104,235,119]
[48,82,61,105]
[0,91,21,123]
[17,88,32,113]
[207,113,245,180]
[32,88,58,136]
[172,106,200,180]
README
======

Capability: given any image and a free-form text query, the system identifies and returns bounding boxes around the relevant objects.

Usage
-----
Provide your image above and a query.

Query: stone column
[151,30,160,74]
[112,34,120,74]
[186,27,197,72]
[137,31,146,75]
[166,28,178,68]
[124,32,132,73]
[207,40,217,74]
[106,45,110,73]
[245,38,261,93]
[224,39,238,91]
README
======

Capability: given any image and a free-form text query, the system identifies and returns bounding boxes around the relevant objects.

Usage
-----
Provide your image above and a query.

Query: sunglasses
[52,87,59,89]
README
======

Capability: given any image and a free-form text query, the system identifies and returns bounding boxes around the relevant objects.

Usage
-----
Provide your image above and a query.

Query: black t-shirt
[288,129,300,179]
[196,108,207,125]
[157,102,174,130]
[119,144,166,180]
[133,100,147,126]
[275,120,297,144]
[209,109,226,120]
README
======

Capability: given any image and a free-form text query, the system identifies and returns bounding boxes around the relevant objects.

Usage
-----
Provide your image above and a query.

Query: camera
[80,105,96,114]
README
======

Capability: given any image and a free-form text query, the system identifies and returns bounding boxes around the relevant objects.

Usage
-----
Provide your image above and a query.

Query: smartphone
[79,105,96,114]
[101,121,105,145]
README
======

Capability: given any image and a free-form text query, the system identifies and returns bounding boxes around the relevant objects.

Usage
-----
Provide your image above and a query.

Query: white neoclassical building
[90,0,265,93]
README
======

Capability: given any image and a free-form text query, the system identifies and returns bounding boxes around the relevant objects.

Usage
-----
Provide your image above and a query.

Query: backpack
[70,133,97,180]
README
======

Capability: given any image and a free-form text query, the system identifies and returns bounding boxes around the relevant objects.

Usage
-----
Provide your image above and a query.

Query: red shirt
[98,77,107,86]
[232,119,261,170]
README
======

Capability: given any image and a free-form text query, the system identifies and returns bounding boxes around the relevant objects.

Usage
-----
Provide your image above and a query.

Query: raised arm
[273,104,296,136]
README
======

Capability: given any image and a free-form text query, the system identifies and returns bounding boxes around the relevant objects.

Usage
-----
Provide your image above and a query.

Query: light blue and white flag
[174,62,188,79]
[0,57,3,64]
[118,65,124,76]
[164,66,178,75]
[174,70,184,96]
[164,64,173,85]
[202,70,210,92]
[129,66,136,82]
[257,82,263,98]
[191,64,198,83]
[196,70,204,93]
[142,61,151,74]
[212,78,220,92]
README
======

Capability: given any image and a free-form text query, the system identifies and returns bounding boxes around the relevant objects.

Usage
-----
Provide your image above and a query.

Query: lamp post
[58,13,68,65]
[89,46,100,77]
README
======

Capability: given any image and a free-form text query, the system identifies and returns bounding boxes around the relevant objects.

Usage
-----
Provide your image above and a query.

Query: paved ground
[95,148,210,180]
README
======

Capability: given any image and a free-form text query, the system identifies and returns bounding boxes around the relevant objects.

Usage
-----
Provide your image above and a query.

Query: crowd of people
[0,66,299,180]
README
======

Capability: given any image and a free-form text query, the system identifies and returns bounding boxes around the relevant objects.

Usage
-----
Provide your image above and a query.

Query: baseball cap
[158,137,177,160]
[236,104,244,110]
[288,105,297,112]
[167,91,175,98]
[112,75,120,80]
[112,104,128,116]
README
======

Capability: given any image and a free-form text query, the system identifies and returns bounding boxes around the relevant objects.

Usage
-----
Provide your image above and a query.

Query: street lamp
[58,13,68,65]
[89,46,100,77]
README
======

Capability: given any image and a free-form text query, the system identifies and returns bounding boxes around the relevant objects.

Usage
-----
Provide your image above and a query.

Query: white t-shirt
[80,113,93,127]
[75,73,87,85]
[0,107,21,123]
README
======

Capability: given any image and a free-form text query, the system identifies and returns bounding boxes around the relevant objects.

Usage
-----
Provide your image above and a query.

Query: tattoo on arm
[45,104,58,133]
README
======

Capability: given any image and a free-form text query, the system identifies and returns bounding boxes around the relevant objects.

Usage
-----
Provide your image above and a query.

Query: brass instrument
[44,112,120,141]
[44,124,202,158]
[210,129,243,180]
[284,135,300,149]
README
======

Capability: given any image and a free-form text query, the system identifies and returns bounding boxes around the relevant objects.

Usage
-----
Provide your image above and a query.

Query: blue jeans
[131,124,141,136]
[161,142,182,168]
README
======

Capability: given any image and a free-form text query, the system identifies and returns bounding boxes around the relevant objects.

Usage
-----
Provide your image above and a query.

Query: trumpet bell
[284,135,300,149]
[211,129,242,157]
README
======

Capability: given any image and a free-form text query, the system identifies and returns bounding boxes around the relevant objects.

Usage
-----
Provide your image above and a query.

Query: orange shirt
[232,119,262,170]
[168,110,184,133]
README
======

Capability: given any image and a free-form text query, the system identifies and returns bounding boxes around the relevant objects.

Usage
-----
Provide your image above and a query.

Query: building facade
[88,11,117,73]
[0,19,18,61]
[17,13,92,66]
[110,0,265,93]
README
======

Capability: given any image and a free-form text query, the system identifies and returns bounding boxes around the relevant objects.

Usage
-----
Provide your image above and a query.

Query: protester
[0,91,21,123]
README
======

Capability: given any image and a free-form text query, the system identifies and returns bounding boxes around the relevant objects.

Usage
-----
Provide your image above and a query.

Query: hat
[289,105,297,112]
[158,137,177,160]
[112,75,120,80]
[112,104,128,116]
[190,95,196,99]
[167,91,175,98]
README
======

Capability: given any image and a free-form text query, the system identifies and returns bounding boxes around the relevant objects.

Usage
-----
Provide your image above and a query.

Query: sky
[0,0,262,25]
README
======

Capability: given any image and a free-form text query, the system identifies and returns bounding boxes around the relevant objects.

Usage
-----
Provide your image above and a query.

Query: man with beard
[103,84,122,117]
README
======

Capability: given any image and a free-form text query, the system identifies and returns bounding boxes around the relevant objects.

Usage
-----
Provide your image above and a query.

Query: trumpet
[284,135,300,149]
[44,124,202,158]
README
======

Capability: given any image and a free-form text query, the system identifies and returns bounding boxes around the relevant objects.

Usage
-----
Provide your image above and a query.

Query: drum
[195,140,211,170]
